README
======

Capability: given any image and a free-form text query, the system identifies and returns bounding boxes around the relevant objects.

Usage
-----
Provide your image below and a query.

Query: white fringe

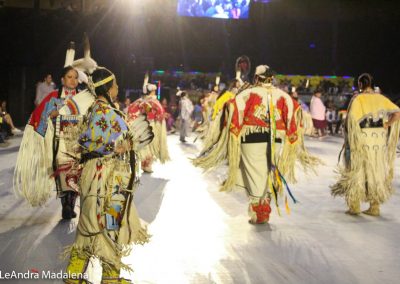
[331,116,400,204]
[13,122,55,207]
[220,133,241,192]
[159,119,170,163]
[139,120,170,164]
[192,103,233,170]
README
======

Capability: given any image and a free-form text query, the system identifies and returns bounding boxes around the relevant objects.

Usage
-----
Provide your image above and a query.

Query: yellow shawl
[212,91,235,120]
[349,93,398,122]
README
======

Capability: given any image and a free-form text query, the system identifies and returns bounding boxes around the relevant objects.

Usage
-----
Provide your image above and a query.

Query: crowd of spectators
[178,0,250,19]
[124,73,359,140]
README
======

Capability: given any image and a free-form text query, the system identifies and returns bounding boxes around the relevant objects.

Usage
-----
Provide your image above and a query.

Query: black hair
[288,85,293,95]
[358,73,374,91]
[211,83,219,92]
[228,79,239,90]
[265,69,275,79]
[314,86,324,95]
[255,68,275,84]
[57,66,78,98]
[91,67,116,108]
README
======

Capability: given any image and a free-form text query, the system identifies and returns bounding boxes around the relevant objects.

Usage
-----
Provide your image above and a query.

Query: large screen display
[177,0,251,19]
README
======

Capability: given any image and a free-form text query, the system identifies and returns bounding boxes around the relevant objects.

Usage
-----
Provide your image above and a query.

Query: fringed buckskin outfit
[64,99,152,283]
[14,88,91,218]
[285,97,323,183]
[194,83,299,224]
[127,94,170,173]
[331,92,400,215]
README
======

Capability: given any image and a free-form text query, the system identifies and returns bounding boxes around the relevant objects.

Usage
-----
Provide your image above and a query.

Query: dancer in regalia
[331,73,400,216]
[194,65,299,224]
[65,67,153,283]
[14,39,94,219]
[127,73,169,173]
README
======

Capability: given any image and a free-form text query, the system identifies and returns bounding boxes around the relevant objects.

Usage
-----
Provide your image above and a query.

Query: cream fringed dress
[70,100,152,271]
[331,93,400,205]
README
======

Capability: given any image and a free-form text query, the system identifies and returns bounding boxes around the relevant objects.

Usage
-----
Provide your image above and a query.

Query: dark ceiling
[1,0,400,96]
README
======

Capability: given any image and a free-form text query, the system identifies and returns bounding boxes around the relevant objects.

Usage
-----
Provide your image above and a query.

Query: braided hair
[91,67,116,109]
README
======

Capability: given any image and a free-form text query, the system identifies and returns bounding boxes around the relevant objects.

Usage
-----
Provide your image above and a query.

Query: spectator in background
[170,102,179,121]
[310,89,327,137]
[0,108,10,147]
[192,98,203,131]
[0,100,22,134]
[122,96,131,113]
[113,96,121,110]
[161,98,175,133]
[326,100,339,135]
[177,90,194,142]
[35,74,55,106]
[230,1,242,19]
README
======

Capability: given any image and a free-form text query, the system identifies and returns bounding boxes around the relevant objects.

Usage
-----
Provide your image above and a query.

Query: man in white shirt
[178,91,194,142]
[35,74,55,106]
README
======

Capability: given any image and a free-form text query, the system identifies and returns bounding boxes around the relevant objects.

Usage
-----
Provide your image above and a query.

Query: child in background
[326,100,338,135]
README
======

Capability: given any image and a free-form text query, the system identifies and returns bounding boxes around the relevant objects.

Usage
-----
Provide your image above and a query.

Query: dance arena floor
[1,133,400,284]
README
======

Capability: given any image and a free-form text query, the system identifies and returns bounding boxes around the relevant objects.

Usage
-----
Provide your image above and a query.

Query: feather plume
[142,72,149,94]
[215,75,220,86]
[83,32,91,58]
[64,41,75,67]
[235,69,241,80]
[235,68,244,86]
[128,114,154,151]
[72,33,98,74]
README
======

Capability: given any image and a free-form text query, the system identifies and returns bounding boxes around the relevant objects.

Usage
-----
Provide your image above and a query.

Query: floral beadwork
[96,116,109,132]
[105,142,115,152]
[111,120,122,133]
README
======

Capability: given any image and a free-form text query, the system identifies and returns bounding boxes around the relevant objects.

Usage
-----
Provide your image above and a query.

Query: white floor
[1,133,400,284]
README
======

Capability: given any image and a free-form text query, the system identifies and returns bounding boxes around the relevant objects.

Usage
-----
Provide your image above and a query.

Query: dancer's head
[313,88,323,98]
[61,66,79,90]
[254,65,274,84]
[358,73,374,92]
[143,83,157,95]
[91,67,118,104]
[177,90,187,98]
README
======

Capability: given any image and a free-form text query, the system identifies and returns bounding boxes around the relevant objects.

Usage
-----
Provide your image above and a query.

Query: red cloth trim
[28,91,58,130]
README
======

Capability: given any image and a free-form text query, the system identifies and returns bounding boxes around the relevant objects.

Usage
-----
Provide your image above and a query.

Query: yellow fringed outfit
[331,93,400,215]
[212,91,236,120]
[199,91,236,154]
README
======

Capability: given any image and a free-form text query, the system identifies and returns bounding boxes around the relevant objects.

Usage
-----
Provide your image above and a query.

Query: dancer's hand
[384,122,389,129]
[49,110,59,119]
